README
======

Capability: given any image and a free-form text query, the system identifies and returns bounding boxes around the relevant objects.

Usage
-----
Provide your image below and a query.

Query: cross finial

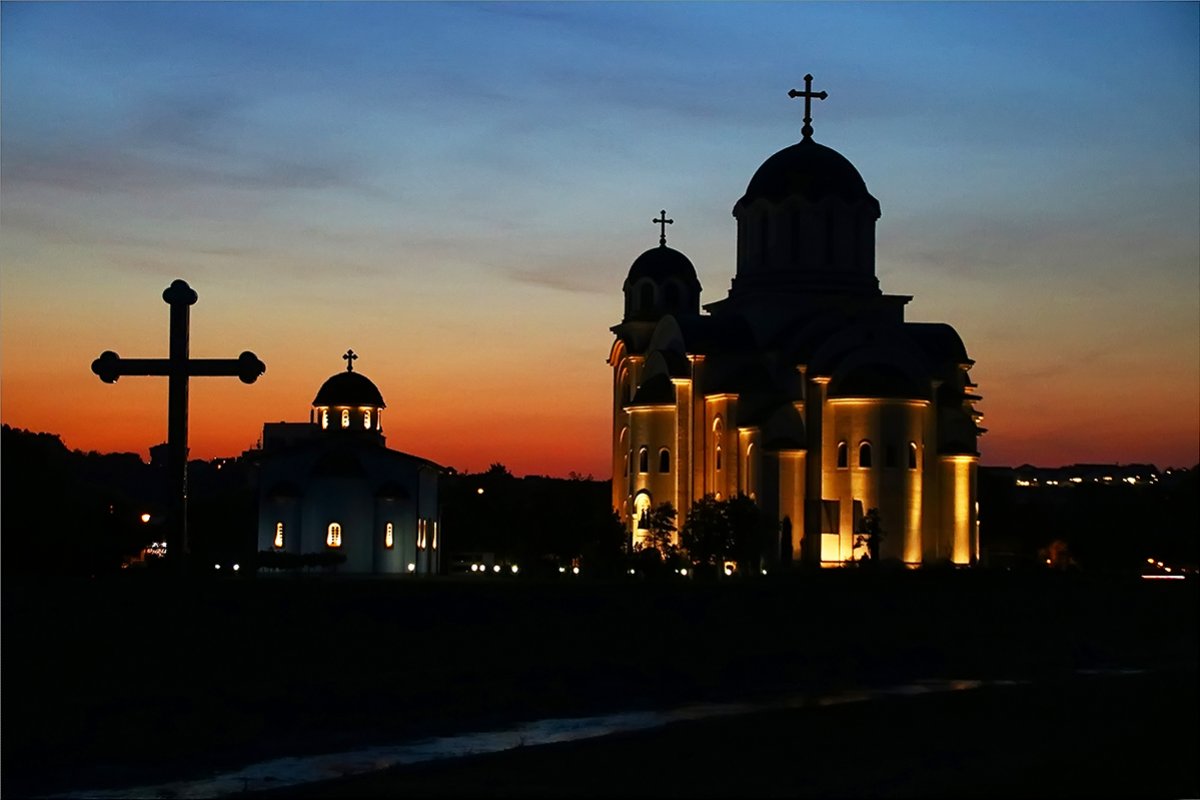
[787,73,828,140]
[343,349,358,372]
[653,209,673,246]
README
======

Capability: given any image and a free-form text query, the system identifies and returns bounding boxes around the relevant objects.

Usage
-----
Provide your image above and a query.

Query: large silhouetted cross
[92,279,265,567]
[788,74,828,139]
[653,210,673,246]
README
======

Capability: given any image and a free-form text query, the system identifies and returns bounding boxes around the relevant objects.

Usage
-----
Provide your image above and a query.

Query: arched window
[340,409,350,428]
[326,522,342,548]
[663,282,680,310]
[273,522,284,549]
[745,443,756,494]
[432,521,438,550]
[632,491,653,550]
[638,446,649,473]
[321,409,329,430]
[363,409,371,429]
[760,214,770,262]
[836,441,848,469]
[659,448,671,473]
[384,522,394,549]
[639,282,654,310]
[858,441,873,468]
[908,442,919,470]
[713,418,724,472]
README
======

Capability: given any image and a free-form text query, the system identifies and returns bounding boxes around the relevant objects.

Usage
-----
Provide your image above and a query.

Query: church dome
[313,371,385,408]
[735,137,879,214]
[625,244,701,290]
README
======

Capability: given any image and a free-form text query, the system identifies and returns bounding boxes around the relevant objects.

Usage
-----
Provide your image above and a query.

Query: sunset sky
[2,2,1197,477]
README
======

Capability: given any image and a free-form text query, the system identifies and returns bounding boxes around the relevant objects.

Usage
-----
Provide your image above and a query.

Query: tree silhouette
[854,507,884,563]
[680,495,734,575]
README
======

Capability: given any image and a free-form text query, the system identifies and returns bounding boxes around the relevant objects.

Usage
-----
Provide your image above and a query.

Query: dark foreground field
[3,570,1197,798]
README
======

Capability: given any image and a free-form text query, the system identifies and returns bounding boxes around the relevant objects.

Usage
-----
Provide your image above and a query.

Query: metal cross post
[92,279,266,568]
[788,74,828,139]
[653,210,673,246]
[343,349,358,372]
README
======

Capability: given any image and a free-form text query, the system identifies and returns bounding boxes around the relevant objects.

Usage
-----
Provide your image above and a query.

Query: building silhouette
[609,91,984,566]
[256,352,442,573]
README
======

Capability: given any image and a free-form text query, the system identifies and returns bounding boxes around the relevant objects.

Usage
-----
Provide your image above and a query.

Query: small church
[256,351,442,574]
[609,77,984,567]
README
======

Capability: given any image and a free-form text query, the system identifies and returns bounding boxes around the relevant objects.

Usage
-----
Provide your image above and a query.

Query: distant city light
[407,563,416,572]
[558,566,566,573]
[470,564,479,572]
[679,568,688,576]
[214,564,221,570]
[232,563,240,572]
[140,513,152,523]
[511,565,519,574]
[571,566,580,575]
[493,564,501,573]
[476,487,485,495]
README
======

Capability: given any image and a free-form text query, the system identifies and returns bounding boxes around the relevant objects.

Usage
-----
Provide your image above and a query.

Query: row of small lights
[1143,557,1190,580]
[471,563,522,574]
[1017,475,1156,487]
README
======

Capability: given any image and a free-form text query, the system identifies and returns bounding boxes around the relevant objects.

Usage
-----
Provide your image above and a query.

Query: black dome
[735,137,880,215]
[625,244,701,290]
[313,371,386,408]
[830,364,925,400]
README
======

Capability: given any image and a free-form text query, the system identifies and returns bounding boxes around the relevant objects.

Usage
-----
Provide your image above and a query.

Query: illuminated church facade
[608,79,984,567]
[255,352,442,574]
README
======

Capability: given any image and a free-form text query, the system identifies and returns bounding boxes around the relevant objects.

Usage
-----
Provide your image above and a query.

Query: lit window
[417,519,426,550]
[908,442,918,469]
[716,447,722,471]
[341,409,350,428]
[385,522,394,549]
[326,522,342,548]
[321,409,329,429]
[836,441,848,469]
[432,521,438,550]
[363,410,371,429]
[274,522,284,549]
[659,448,670,473]
[638,447,649,474]
[859,441,873,468]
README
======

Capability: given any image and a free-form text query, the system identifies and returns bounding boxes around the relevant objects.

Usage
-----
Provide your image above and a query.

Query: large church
[609,77,984,567]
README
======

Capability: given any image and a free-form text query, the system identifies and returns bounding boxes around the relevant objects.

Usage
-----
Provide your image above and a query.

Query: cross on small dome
[787,73,828,140]
[343,349,358,372]
[653,210,673,246]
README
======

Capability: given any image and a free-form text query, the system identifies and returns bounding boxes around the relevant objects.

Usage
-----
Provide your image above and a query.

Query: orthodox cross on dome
[343,349,358,372]
[788,73,828,140]
[653,210,673,246]
[91,279,265,568]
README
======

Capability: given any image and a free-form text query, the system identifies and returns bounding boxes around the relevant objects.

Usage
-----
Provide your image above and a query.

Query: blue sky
[2,1,1197,474]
